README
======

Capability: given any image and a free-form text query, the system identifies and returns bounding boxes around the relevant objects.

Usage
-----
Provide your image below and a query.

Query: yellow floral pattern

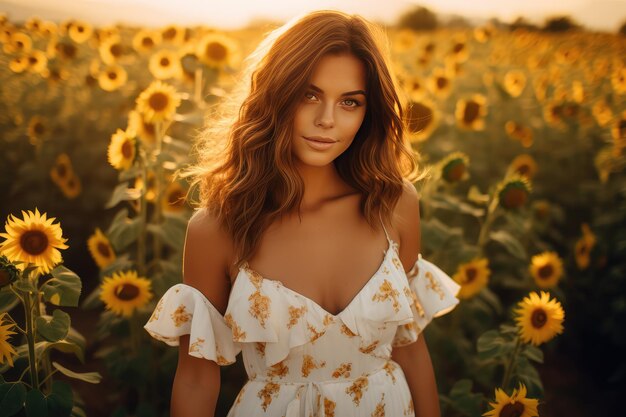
[143,218,461,416]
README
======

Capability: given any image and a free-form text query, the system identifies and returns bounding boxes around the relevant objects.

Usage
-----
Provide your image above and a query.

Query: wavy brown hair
[181,10,429,266]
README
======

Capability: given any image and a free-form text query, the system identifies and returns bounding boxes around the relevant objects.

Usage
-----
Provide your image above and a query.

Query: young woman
[145,10,460,417]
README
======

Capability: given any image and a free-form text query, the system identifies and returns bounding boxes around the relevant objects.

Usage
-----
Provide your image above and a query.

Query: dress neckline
[236,236,399,319]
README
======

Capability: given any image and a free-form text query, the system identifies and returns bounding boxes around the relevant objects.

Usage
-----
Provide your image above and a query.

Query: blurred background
[0,1,625,416]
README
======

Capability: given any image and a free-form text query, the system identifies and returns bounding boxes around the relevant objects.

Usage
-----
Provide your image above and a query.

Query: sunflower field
[0,11,624,417]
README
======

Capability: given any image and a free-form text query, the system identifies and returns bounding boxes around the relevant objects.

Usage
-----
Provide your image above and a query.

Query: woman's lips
[303,136,336,150]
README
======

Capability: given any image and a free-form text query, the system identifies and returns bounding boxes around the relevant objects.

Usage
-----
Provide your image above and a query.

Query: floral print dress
[144,217,461,416]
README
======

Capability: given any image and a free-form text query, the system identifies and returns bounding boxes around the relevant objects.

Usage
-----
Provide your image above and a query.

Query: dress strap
[378,211,392,248]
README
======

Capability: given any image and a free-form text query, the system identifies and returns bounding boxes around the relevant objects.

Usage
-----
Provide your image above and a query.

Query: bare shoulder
[392,179,421,272]
[183,208,232,314]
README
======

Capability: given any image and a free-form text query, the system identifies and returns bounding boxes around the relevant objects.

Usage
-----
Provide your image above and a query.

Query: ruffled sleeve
[143,283,241,365]
[392,254,461,347]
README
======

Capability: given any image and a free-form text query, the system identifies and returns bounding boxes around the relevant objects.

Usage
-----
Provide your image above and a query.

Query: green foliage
[397,6,438,31]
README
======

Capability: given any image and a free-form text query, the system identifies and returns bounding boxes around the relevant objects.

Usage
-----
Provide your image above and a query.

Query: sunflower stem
[477,192,499,249]
[23,286,40,390]
[152,122,164,269]
[35,292,53,394]
[501,334,522,390]
[137,152,148,277]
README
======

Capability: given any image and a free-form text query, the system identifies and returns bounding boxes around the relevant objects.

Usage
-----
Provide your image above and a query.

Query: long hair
[181,10,428,266]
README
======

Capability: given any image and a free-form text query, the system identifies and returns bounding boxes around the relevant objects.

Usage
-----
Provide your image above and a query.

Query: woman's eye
[305,92,317,100]
[343,99,361,107]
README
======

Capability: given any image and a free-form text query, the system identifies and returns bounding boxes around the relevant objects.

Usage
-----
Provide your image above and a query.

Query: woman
[144,10,460,417]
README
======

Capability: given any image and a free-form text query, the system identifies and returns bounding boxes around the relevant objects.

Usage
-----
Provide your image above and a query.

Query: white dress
[144,217,461,416]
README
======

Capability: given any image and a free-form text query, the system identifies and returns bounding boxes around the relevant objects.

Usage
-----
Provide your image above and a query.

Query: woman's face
[292,53,367,167]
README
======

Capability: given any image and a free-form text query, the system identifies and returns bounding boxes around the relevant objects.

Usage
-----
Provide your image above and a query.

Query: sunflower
[575,223,596,269]
[504,121,534,148]
[440,152,470,183]
[24,50,48,75]
[99,35,125,65]
[0,313,18,367]
[592,100,614,127]
[496,174,532,210]
[135,80,181,123]
[452,258,490,299]
[99,270,153,317]
[162,181,187,213]
[448,38,469,63]
[27,115,48,146]
[132,29,162,54]
[58,175,81,199]
[3,31,32,54]
[196,32,239,69]
[503,70,527,98]
[50,153,74,186]
[514,291,564,346]
[531,200,551,222]
[9,56,28,73]
[542,100,566,128]
[390,29,417,53]
[482,382,539,417]
[403,75,427,101]
[507,154,538,180]
[610,66,626,95]
[40,21,58,37]
[148,49,183,80]
[127,110,157,146]
[87,228,116,269]
[107,128,137,171]
[0,208,68,275]
[455,94,488,130]
[179,46,202,83]
[0,255,20,288]
[98,64,128,92]
[529,252,564,288]
[405,99,438,143]
[427,67,454,99]
[54,41,78,61]
[161,24,186,45]
[68,21,92,44]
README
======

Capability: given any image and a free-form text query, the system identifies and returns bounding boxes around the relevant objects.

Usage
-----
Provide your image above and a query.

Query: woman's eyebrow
[309,84,366,97]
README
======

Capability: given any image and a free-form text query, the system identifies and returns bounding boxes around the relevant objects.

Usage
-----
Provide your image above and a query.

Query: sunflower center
[436,76,448,90]
[206,41,227,61]
[453,43,465,54]
[115,283,139,300]
[531,308,547,329]
[97,242,111,257]
[20,230,49,255]
[110,43,123,57]
[500,402,525,417]
[142,37,154,48]
[34,122,45,136]
[407,102,433,133]
[464,267,477,283]
[62,43,77,59]
[163,28,176,40]
[463,101,480,124]
[149,92,169,111]
[121,140,133,159]
[503,188,527,208]
[56,164,68,178]
[516,164,530,176]
[538,264,553,279]
[160,57,170,67]
[108,71,117,80]
[445,162,465,182]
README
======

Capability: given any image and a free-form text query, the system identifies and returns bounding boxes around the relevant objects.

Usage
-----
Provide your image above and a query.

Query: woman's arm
[171,208,233,417]
[392,179,441,417]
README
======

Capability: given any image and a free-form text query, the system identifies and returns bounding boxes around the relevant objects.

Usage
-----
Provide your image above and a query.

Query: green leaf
[0,381,27,417]
[107,214,141,251]
[446,379,484,417]
[47,380,73,417]
[488,230,527,260]
[25,389,47,417]
[36,309,71,342]
[52,362,102,384]
[41,265,81,307]
[105,183,142,209]
[0,289,19,313]
[515,356,544,394]
[521,344,544,364]
[39,340,85,364]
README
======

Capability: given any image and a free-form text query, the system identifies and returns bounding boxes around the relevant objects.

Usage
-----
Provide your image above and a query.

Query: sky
[2,0,626,31]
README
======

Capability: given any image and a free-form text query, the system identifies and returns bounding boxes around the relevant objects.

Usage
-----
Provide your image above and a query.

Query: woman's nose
[315,103,334,128]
